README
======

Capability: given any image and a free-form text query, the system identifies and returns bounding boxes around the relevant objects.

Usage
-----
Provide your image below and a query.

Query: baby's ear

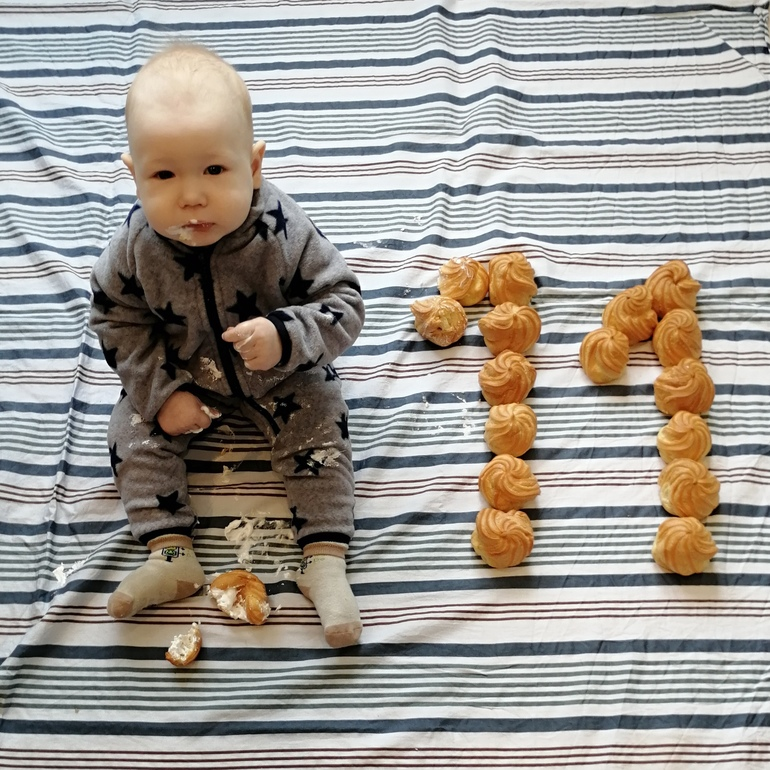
[121,152,136,180]
[251,141,267,186]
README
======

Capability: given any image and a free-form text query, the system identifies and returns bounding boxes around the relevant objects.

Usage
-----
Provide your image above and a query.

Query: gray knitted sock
[296,546,361,648]
[107,535,205,618]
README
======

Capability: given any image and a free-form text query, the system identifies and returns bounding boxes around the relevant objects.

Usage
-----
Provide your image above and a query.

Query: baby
[89,43,365,648]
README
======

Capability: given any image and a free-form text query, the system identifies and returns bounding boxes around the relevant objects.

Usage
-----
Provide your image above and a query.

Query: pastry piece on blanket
[411,295,467,347]
[657,410,712,463]
[484,402,537,457]
[658,458,720,520]
[478,302,541,355]
[165,621,202,667]
[601,284,658,345]
[653,357,714,415]
[210,569,270,625]
[651,516,717,575]
[652,308,702,367]
[471,507,534,568]
[488,251,537,306]
[437,256,489,306]
[479,455,540,510]
[579,327,630,384]
[479,350,536,405]
[645,259,701,318]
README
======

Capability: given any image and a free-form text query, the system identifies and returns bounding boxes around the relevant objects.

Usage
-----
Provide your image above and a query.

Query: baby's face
[124,98,262,247]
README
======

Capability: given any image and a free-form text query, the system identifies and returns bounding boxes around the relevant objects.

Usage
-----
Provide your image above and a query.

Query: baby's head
[122,43,266,247]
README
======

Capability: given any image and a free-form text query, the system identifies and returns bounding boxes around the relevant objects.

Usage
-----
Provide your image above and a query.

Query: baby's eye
[154,170,174,180]
[206,165,224,175]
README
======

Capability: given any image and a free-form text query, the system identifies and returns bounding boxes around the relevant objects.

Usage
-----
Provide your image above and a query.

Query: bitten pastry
[657,410,712,463]
[411,295,467,347]
[579,327,630,384]
[479,350,537,405]
[210,569,270,625]
[478,302,541,355]
[645,259,701,318]
[484,402,537,457]
[601,284,658,345]
[651,516,718,576]
[653,357,715,415]
[165,622,202,667]
[652,308,702,367]
[488,251,538,306]
[478,455,540,511]
[471,507,534,568]
[437,256,489,306]
[658,457,720,520]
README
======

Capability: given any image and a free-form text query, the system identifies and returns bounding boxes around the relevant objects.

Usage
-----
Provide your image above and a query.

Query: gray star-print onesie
[89,179,365,548]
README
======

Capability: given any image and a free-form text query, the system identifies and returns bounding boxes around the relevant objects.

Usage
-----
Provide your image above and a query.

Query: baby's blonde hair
[125,42,253,145]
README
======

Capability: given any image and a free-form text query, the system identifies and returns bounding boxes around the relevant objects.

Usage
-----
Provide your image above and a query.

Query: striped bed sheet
[1,0,770,767]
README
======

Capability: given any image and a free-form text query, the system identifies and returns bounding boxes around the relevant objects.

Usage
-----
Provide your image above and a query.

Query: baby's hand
[222,318,282,371]
[156,391,220,436]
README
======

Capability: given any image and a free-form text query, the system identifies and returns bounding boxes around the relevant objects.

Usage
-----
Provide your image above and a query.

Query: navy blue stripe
[0,42,743,81]
[0,4,759,38]
[1,711,768,736]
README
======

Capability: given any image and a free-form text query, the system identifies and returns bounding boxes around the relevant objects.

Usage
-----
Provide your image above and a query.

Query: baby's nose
[179,181,206,207]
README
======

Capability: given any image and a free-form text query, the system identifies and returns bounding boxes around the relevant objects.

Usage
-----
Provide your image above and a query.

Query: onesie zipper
[198,248,245,399]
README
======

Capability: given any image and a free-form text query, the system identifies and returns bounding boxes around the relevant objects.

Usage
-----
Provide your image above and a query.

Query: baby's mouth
[183,219,214,232]
[167,220,214,244]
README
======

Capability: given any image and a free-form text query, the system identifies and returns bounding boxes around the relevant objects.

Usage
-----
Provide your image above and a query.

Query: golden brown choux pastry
[651,516,717,575]
[471,508,534,568]
[165,622,202,667]
[579,327,630,384]
[652,308,702,367]
[479,350,537,405]
[657,410,712,463]
[484,402,537,457]
[411,295,467,347]
[658,458,719,520]
[645,259,701,318]
[478,455,540,511]
[210,569,270,625]
[488,251,537,306]
[601,284,658,345]
[478,302,541,355]
[437,256,489,306]
[653,358,714,415]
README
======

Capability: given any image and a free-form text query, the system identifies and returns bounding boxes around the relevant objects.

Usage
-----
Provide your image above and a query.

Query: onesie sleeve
[89,225,194,421]
[264,194,365,372]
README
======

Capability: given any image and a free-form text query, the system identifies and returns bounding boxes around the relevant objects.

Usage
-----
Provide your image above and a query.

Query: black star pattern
[174,251,208,281]
[154,301,186,327]
[251,215,270,241]
[109,442,123,476]
[160,342,187,380]
[119,272,145,299]
[297,353,324,372]
[336,412,349,439]
[290,505,308,533]
[323,364,339,381]
[267,201,288,238]
[92,289,117,313]
[227,291,262,323]
[157,491,185,515]
[319,303,343,325]
[101,342,118,369]
[272,393,301,424]
[294,449,323,476]
[284,268,314,300]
